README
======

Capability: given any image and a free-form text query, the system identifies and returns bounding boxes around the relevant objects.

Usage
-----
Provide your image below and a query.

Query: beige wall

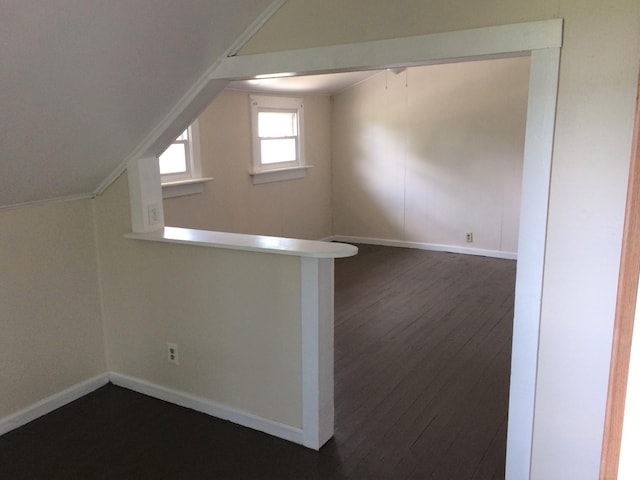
[2,3,638,478]
[0,201,105,419]
[242,1,640,479]
[163,90,333,240]
[96,175,303,427]
[241,1,559,55]
[332,57,529,253]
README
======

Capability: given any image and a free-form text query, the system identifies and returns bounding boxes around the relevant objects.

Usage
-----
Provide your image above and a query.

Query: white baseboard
[0,373,110,436]
[1,371,305,447]
[324,235,517,260]
[109,372,305,446]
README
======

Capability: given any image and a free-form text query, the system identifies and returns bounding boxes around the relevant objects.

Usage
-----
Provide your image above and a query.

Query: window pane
[159,143,187,174]
[258,111,297,137]
[175,129,189,141]
[260,138,297,164]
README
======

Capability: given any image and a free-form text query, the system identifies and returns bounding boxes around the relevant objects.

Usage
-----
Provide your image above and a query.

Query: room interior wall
[95,174,303,428]
[331,57,529,255]
[162,90,333,240]
[0,200,106,420]
[1,2,637,479]
[241,1,640,479]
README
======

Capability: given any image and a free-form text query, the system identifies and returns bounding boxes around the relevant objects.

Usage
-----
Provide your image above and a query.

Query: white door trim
[210,19,563,478]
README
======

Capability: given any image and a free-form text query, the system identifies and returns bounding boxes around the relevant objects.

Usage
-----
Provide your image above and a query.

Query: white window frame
[160,121,202,183]
[250,95,309,184]
[159,121,212,198]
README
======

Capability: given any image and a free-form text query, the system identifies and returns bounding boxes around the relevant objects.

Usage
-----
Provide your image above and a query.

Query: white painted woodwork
[110,372,305,446]
[301,258,335,448]
[506,47,560,480]
[127,157,165,233]
[328,235,517,261]
[0,374,109,436]
[126,226,357,259]
[162,91,333,240]
[124,222,354,448]
[161,177,214,199]
[3,6,639,480]
[96,1,288,198]
[618,279,640,478]
[205,19,563,477]
[211,19,562,80]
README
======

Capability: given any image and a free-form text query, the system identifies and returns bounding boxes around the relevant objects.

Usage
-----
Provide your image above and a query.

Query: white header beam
[211,19,562,80]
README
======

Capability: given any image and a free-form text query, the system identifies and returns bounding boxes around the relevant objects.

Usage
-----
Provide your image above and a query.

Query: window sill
[250,166,311,185]
[161,177,213,199]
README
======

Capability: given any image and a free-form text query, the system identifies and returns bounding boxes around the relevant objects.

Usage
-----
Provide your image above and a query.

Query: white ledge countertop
[125,227,358,259]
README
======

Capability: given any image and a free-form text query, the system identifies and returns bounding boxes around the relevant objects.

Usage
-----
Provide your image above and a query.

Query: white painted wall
[0,201,106,419]
[242,1,640,478]
[332,57,529,255]
[96,175,303,427]
[163,90,333,240]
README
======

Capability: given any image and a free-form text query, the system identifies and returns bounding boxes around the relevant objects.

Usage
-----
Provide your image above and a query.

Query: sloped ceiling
[0,0,278,208]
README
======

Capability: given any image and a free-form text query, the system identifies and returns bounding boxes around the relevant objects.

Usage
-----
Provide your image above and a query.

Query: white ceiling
[226,70,381,95]
[0,0,277,208]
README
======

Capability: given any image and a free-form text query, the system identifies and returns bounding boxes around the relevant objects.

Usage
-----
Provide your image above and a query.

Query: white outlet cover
[167,342,179,365]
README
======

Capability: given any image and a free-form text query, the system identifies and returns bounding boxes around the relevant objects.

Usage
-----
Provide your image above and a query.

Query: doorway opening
[203,19,562,478]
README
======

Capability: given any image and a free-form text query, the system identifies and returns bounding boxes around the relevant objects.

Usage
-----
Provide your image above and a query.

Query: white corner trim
[0,373,110,436]
[0,192,96,212]
[108,372,304,446]
[300,257,335,449]
[326,235,517,260]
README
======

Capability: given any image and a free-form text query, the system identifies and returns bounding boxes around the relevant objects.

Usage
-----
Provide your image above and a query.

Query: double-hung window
[250,95,307,184]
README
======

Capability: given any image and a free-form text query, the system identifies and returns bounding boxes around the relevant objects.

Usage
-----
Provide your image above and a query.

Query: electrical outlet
[167,342,179,365]
[466,232,473,243]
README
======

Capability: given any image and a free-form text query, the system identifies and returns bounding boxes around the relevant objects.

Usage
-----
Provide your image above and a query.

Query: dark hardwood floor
[0,244,515,479]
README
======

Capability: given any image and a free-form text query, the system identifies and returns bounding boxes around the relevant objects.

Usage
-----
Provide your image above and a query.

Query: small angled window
[158,122,202,184]
[159,129,190,175]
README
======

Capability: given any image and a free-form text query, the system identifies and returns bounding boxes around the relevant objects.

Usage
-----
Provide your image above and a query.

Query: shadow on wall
[331,57,530,253]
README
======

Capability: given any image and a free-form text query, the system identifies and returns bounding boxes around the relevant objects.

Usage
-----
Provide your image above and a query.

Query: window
[158,121,211,198]
[159,129,190,177]
[159,122,201,183]
[250,95,308,184]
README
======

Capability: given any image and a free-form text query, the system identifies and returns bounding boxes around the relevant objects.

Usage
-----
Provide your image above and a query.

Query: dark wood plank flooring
[0,244,515,479]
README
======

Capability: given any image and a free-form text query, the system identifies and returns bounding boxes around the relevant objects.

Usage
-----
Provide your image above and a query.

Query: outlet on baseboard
[167,342,179,365]
[466,232,474,243]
